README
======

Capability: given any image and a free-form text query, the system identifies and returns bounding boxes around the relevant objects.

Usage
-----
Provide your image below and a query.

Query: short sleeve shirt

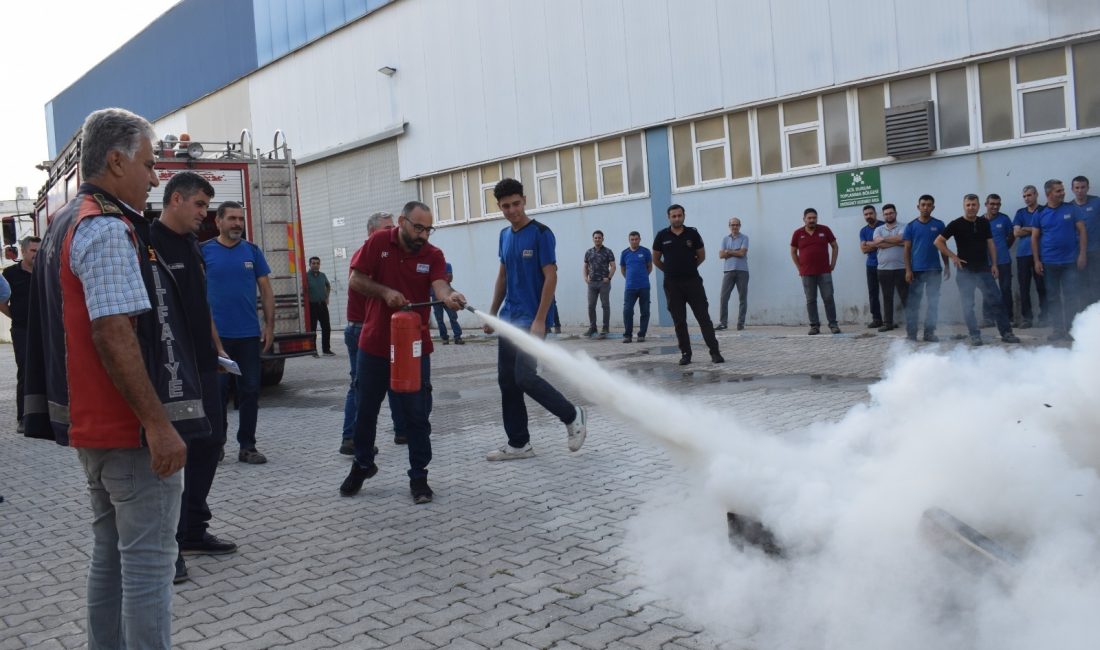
[872,221,906,270]
[860,221,884,267]
[70,217,151,320]
[584,246,616,282]
[306,271,329,303]
[619,246,652,290]
[201,239,271,338]
[986,213,1013,264]
[941,216,993,271]
[790,225,836,276]
[721,234,749,272]
[652,227,703,279]
[499,220,557,329]
[1036,203,1081,266]
[351,228,447,357]
[903,217,946,272]
[1072,195,1100,252]
[1013,207,1042,258]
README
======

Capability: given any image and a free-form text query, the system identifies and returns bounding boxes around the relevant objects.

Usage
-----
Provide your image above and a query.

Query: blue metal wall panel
[47,0,257,157]
[253,0,394,66]
[646,126,672,326]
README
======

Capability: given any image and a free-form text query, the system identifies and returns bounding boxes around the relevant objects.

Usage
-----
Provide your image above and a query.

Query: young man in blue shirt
[716,218,749,331]
[903,194,950,342]
[1070,175,1100,306]
[981,194,1015,327]
[483,178,587,461]
[1032,179,1087,342]
[619,231,653,342]
[1012,185,1046,328]
[858,205,884,328]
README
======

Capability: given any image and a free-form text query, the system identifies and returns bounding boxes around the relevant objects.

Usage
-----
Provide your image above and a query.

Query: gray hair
[400,201,431,219]
[1043,178,1063,194]
[19,235,41,250]
[1022,184,1037,195]
[366,211,394,235]
[963,193,980,202]
[79,108,156,180]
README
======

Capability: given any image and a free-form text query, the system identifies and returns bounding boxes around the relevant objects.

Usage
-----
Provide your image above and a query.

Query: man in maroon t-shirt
[789,207,841,334]
[339,201,466,504]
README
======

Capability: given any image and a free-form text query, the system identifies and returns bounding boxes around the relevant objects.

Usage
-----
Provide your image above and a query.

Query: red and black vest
[23,184,210,447]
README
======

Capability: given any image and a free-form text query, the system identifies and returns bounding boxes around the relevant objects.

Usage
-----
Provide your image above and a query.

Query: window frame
[430,174,455,225]
[779,99,824,172]
[1013,46,1073,138]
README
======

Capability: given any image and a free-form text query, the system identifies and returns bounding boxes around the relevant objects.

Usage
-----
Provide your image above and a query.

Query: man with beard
[872,204,906,332]
[2,235,40,433]
[201,201,275,464]
[339,201,466,504]
[1032,179,1087,342]
[858,205,884,328]
[790,208,840,335]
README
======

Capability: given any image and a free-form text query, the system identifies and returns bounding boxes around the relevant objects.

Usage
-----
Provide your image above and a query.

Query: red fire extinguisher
[390,310,422,393]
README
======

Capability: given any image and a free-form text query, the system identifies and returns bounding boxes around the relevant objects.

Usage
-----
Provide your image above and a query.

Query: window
[420,172,467,224]
[1016,48,1069,135]
[477,163,502,219]
[858,84,887,159]
[756,105,782,175]
[936,68,971,148]
[822,92,850,165]
[1075,41,1100,129]
[890,75,931,106]
[727,112,753,178]
[579,133,647,199]
[979,60,1013,142]
[694,116,728,182]
[781,97,820,169]
[559,147,578,204]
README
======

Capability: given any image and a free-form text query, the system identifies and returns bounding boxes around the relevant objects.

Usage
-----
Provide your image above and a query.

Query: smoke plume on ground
[473,306,1100,649]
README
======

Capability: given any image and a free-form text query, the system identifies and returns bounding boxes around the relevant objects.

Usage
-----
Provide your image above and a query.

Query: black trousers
[178,370,226,542]
[865,266,882,322]
[877,269,908,326]
[663,276,720,356]
[11,326,27,422]
[309,301,332,353]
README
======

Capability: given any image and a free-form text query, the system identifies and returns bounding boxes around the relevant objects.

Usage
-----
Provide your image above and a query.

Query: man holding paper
[151,171,238,583]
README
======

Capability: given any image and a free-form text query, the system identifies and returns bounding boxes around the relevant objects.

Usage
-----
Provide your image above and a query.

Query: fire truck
[33,130,316,385]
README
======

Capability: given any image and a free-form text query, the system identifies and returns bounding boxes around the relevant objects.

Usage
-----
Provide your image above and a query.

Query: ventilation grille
[885,101,937,157]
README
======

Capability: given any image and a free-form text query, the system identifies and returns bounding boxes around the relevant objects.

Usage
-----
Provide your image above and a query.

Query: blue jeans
[1043,263,1081,336]
[982,262,1014,324]
[343,326,406,441]
[354,351,432,478]
[78,447,183,650]
[219,336,261,449]
[957,269,1011,336]
[1016,256,1047,321]
[498,336,576,448]
[906,270,942,337]
[623,286,651,337]
[432,303,463,340]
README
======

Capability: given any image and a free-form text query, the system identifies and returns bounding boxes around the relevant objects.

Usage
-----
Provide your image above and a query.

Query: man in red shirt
[339,201,466,504]
[790,208,841,335]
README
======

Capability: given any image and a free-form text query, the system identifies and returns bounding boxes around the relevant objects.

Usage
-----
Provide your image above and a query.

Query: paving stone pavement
[0,322,1053,649]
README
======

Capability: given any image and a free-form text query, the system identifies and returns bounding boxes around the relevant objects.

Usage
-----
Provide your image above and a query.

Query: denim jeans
[354,351,432,478]
[906,270,943,337]
[343,328,405,441]
[801,273,837,327]
[877,269,908,326]
[982,263,1014,324]
[432,303,463,340]
[865,266,882,322]
[178,370,225,542]
[1016,255,1047,321]
[623,286,651,337]
[957,269,1011,336]
[1043,263,1081,336]
[587,280,611,330]
[498,336,576,448]
[78,447,183,650]
[1083,255,1100,308]
[718,271,749,327]
[219,336,261,449]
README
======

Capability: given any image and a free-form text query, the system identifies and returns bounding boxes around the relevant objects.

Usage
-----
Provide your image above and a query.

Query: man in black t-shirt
[151,172,238,584]
[934,194,1021,346]
[652,204,723,365]
[3,235,40,433]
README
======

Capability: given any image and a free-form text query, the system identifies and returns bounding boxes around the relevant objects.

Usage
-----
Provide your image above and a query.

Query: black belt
[347,321,363,326]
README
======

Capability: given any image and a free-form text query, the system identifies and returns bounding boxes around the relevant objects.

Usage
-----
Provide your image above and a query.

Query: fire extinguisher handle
[400,300,444,310]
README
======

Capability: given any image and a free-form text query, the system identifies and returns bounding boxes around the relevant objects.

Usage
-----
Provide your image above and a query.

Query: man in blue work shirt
[716,218,749,331]
[431,262,464,344]
[1070,175,1100,307]
[619,230,653,342]
[1032,179,1087,342]
[1012,185,1046,328]
[981,194,1015,327]
[201,201,275,464]
[483,178,587,461]
[903,194,950,342]
[859,205,885,328]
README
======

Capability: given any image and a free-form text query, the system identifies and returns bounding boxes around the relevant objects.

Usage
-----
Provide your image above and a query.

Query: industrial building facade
[47,0,1100,327]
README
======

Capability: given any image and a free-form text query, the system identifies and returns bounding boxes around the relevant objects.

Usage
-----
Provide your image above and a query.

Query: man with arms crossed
[483,178,588,460]
[872,204,906,332]
[716,217,749,331]
[24,108,209,649]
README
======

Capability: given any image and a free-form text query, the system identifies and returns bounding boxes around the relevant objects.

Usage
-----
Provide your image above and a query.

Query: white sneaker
[486,443,535,461]
[566,406,587,452]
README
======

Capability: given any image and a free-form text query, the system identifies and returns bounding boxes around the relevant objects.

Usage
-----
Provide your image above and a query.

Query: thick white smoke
[473,305,1100,650]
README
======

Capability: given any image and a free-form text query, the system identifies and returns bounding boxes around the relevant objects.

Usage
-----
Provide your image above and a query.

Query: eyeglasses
[404,220,436,235]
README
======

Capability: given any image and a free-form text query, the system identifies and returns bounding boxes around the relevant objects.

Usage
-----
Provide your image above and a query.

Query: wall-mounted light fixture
[377,66,397,76]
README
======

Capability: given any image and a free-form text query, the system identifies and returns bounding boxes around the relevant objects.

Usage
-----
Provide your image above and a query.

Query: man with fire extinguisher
[339,200,466,504]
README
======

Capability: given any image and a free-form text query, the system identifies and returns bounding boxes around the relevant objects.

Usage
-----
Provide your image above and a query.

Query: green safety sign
[836,168,882,208]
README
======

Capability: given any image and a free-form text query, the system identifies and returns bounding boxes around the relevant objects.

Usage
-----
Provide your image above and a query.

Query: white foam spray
[472,306,1100,649]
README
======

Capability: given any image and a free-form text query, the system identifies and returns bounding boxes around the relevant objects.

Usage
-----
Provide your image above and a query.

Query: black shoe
[906,334,918,342]
[339,439,354,455]
[829,325,842,334]
[323,350,336,356]
[238,448,267,464]
[218,446,224,463]
[715,323,728,330]
[923,332,940,343]
[410,477,434,504]
[622,336,632,343]
[340,462,378,496]
[441,338,450,345]
[877,323,893,332]
[736,324,744,331]
[454,337,465,345]
[1018,319,1032,329]
[637,335,646,343]
[969,335,984,347]
[808,326,821,335]
[553,326,561,334]
[394,434,407,445]
[1001,333,1021,344]
[174,555,189,584]
[710,352,725,363]
[678,354,692,366]
[597,331,607,340]
[584,327,597,337]
[867,320,883,328]
[180,533,238,555]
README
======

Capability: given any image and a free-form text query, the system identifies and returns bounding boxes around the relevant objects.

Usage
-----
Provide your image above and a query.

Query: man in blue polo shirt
[981,194,1015,327]
[1013,185,1046,328]
[202,201,275,464]
[1032,179,1087,342]
[1070,175,1100,306]
[903,194,950,342]
[619,231,653,342]
[859,205,885,328]
[483,178,587,461]
[716,218,748,331]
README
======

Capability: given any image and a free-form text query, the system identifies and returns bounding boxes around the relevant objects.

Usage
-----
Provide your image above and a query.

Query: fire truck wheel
[260,359,285,386]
